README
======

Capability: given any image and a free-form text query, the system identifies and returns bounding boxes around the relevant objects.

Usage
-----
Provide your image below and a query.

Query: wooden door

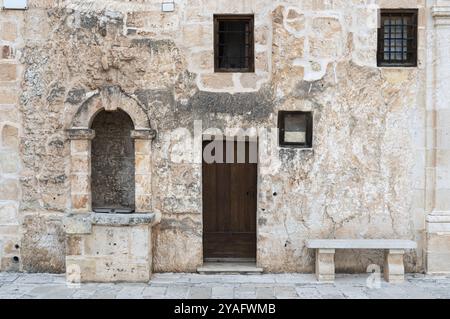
[202,140,257,260]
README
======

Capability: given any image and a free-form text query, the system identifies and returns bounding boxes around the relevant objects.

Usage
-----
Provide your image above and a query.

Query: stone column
[426,3,450,274]
[67,129,95,214]
[131,129,156,213]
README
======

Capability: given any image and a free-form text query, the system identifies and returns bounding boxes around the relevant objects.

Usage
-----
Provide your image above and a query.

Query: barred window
[377,9,418,67]
[214,15,254,72]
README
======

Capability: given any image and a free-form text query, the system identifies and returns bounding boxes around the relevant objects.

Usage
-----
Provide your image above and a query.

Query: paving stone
[72,288,97,299]
[340,287,370,299]
[188,286,212,299]
[274,286,298,299]
[0,273,19,283]
[211,285,234,299]
[27,284,64,296]
[142,286,167,298]
[188,274,226,284]
[220,275,276,284]
[235,286,256,299]
[40,287,76,299]
[316,286,346,299]
[14,274,63,284]
[255,287,275,299]
[0,273,450,299]
[166,285,190,299]
[115,286,146,299]
[274,274,316,284]
[0,283,35,296]
[295,287,322,299]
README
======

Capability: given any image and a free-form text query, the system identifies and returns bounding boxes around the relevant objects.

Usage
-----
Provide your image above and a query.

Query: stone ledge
[306,239,417,250]
[63,212,156,235]
[432,6,450,18]
[92,212,156,226]
[427,212,450,233]
[131,129,156,140]
[432,6,450,25]
[67,129,95,140]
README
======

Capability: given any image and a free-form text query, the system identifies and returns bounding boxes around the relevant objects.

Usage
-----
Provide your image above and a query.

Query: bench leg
[315,249,335,282]
[384,249,405,283]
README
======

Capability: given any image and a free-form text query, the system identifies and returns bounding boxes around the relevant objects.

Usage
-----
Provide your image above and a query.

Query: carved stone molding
[131,129,157,140]
[432,6,450,26]
[67,128,95,140]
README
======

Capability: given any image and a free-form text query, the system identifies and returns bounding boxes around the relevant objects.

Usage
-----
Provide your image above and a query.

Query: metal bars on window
[214,15,255,73]
[377,9,418,67]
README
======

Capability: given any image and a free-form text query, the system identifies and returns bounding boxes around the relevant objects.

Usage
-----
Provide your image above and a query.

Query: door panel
[202,140,257,259]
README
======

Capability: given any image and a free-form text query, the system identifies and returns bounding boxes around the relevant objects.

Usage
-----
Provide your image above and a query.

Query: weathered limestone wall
[0,1,24,271]
[0,0,443,274]
[425,1,450,274]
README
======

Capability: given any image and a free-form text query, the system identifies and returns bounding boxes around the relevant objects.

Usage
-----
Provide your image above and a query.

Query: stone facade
[0,0,449,279]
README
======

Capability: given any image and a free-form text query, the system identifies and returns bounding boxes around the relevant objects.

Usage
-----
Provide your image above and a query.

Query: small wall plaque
[3,0,28,10]
[162,1,175,12]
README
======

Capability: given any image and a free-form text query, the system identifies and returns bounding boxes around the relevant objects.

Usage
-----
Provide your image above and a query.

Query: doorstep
[197,262,263,275]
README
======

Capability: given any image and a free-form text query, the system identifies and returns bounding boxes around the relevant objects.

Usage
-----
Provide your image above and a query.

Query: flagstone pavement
[0,272,449,299]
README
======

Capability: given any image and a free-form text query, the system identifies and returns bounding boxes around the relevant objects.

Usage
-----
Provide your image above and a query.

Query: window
[377,9,418,67]
[214,15,254,72]
[278,111,313,148]
[3,0,28,10]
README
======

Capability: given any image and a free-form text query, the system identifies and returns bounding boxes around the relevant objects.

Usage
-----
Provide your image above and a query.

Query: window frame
[377,9,418,67]
[278,111,313,149]
[214,14,255,73]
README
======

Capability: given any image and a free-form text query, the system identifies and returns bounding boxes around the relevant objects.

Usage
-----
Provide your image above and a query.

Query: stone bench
[306,239,417,283]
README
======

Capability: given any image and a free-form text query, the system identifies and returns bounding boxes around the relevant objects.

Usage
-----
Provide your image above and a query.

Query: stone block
[71,194,91,212]
[200,74,234,90]
[136,194,152,212]
[70,174,90,194]
[135,174,152,195]
[0,202,18,225]
[1,22,17,42]
[426,230,450,274]
[0,179,19,201]
[1,124,19,149]
[189,50,214,71]
[135,154,151,174]
[66,235,83,256]
[0,152,19,174]
[63,214,93,235]
[65,214,156,282]
[182,24,213,48]
[0,256,20,272]
[0,64,17,82]
[21,214,65,273]
[134,139,152,155]
[0,89,17,104]
[70,155,90,173]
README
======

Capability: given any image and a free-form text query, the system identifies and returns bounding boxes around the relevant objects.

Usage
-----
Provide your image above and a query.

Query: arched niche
[91,109,135,212]
[67,86,156,214]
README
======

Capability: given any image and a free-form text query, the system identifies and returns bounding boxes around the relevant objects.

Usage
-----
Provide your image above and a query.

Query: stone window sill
[63,212,156,235]
[279,147,314,151]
